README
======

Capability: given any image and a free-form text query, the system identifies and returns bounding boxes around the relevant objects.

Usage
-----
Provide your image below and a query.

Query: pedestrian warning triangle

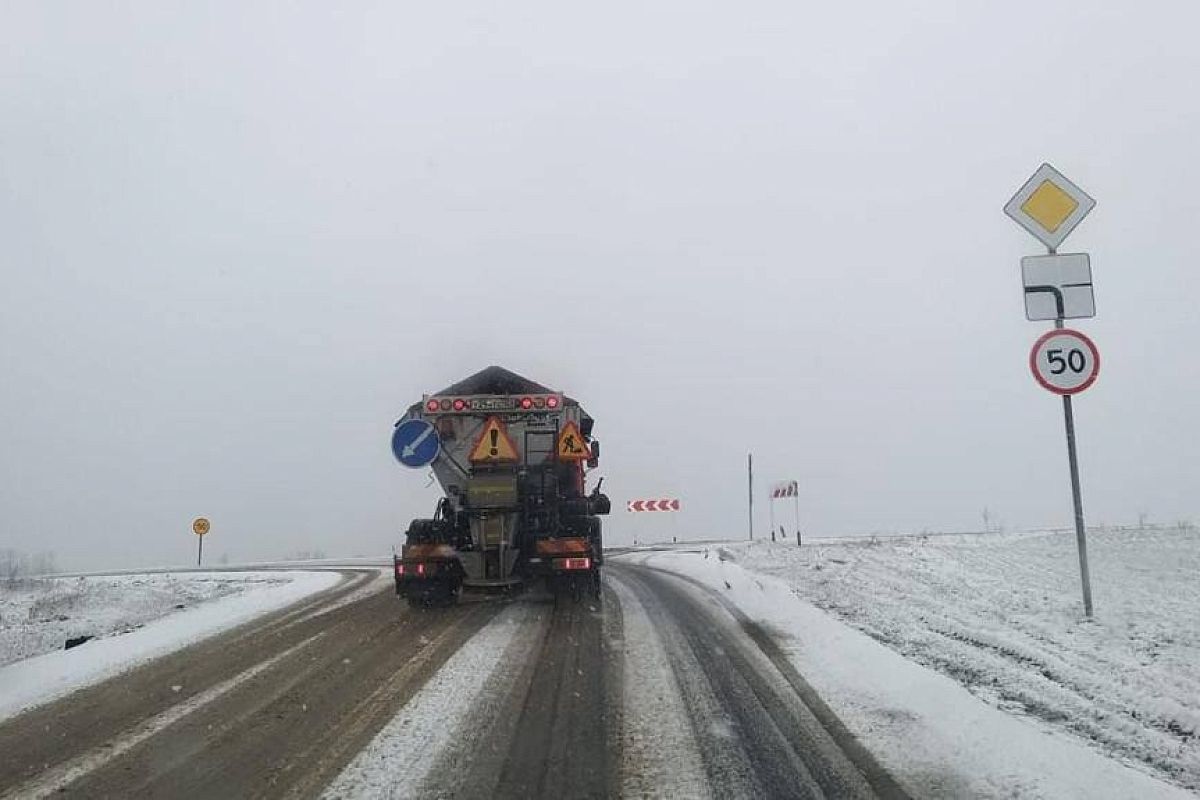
[556,421,590,461]
[469,417,520,464]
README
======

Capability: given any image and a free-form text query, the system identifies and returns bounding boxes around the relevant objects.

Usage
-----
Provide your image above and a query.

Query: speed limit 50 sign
[1030,329,1100,395]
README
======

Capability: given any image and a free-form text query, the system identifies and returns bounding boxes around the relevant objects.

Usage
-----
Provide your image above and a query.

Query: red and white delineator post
[769,481,800,544]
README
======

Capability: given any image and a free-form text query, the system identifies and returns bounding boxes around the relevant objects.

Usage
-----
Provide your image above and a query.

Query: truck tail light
[425,400,439,413]
[439,399,452,411]
[520,397,533,410]
[553,557,591,571]
[546,396,560,409]
[453,399,466,411]
[416,562,426,576]
[396,563,405,576]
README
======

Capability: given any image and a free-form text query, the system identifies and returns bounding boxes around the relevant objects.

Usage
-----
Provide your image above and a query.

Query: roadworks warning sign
[556,421,589,461]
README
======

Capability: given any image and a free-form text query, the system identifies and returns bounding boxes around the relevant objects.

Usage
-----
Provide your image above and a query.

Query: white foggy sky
[3,2,1199,568]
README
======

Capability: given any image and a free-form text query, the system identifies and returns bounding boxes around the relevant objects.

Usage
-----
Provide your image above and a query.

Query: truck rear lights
[416,562,426,576]
[439,399,452,411]
[425,400,439,413]
[520,397,533,410]
[546,396,560,409]
[554,557,591,571]
[533,397,546,409]
[452,399,466,411]
[395,563,405,576]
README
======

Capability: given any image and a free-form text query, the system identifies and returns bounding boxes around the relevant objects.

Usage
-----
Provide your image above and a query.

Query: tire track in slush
[420,591,622,800]
[0,574,501,800]
[57,599,500,799]
[610,564,886,799]
[0,569,376,792]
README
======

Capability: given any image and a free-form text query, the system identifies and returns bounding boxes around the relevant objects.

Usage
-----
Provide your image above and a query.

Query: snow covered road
[0,569,346,722]
[0,565,902,799]
[1,552,1192,799]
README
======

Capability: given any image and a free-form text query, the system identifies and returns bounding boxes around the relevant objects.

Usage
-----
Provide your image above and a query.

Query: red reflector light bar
[423,394,564,414]
[395,563,404,576]
[553,557,591,571]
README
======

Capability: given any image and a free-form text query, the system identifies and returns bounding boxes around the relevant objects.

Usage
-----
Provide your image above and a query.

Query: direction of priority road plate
[1022,253,1095,321]
[1030,328,1100,395]
[1005,163,1096,250]
[392,419,441,468]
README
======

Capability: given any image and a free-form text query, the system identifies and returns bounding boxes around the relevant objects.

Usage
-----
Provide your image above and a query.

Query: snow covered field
[2,573,286,667]
[616,543,1197,798]
[677,526,1200,793]
[0,570,340,721]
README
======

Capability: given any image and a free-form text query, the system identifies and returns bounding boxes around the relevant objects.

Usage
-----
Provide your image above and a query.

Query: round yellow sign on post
[192,517,210,536]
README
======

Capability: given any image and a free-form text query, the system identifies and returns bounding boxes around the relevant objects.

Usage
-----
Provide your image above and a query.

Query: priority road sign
[1004,163,1096,250]
[392,419,441,468]
[1022,253,1095,321]
[1030,329,1100,395]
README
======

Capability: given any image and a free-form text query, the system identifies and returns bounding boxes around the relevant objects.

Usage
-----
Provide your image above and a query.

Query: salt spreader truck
[391,366,611,605]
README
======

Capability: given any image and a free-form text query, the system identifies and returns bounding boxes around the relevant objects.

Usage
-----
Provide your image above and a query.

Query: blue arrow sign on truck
[391,419,440,468]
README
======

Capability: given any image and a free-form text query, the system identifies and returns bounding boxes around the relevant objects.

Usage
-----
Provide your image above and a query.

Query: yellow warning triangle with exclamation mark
[468,416,520,464]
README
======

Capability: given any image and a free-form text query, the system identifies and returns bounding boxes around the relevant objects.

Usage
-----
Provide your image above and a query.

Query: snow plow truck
[391,366,611,606]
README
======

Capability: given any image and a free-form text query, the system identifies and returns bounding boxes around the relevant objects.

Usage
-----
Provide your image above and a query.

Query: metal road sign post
[1006,163,1098,618]
[193,517,210,567]
[747,454,754,541]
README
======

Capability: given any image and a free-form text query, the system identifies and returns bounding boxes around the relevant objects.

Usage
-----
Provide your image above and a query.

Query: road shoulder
[613,549,1194,800]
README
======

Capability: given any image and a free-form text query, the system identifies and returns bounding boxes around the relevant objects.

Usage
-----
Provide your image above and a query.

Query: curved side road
[0,571,501,799]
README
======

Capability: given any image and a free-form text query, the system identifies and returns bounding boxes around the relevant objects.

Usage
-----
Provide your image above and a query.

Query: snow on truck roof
[435,365,556,397]
[403,365,590,420]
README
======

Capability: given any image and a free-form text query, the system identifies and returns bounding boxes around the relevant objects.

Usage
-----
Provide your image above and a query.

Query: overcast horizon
[4,2,1200,570]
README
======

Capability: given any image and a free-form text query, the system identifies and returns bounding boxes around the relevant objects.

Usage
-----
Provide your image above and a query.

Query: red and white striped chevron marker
[771,481,798,499]
[626,499,681,512]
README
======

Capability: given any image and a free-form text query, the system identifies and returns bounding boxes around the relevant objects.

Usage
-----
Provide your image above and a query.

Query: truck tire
[405,518,438,544]
[585,516,603,566]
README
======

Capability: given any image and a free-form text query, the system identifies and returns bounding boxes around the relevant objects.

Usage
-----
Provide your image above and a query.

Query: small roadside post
[1005,163,1099,618]
[193,517,210,567]
[747,453,754,541]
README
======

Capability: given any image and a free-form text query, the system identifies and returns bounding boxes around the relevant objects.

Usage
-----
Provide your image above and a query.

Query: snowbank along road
[0,564,906,799]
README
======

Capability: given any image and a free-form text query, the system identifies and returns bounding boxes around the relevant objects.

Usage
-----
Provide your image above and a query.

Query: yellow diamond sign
[1021,180,1078,233]
[1005,163,1095,249]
